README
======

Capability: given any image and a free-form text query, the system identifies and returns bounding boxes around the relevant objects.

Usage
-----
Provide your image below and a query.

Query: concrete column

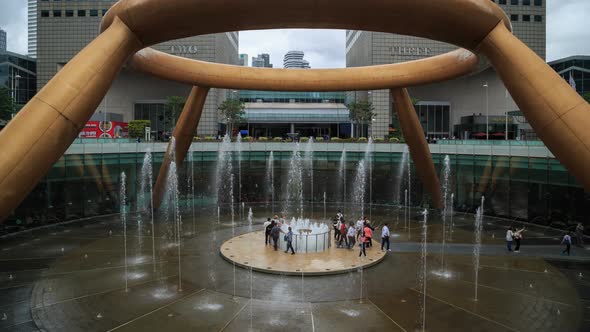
[391,88,443,209]
[290,123,295,134]
[153,86,210,208]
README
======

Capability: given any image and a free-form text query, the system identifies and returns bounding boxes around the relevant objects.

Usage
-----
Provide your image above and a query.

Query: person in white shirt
[346,222,356,249]
[381,223,391,251]
[355,218,364,240]
[561,232,572,256]
[506,227,514,252]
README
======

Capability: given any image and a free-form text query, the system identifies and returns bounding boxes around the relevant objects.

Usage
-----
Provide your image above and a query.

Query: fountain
[188,150,196,235]
[284,143,303,218]
[339,149,347,204]
[236,133,242,211]
[247,208,253,228]
[139,150,156,272]
[419,209,428,332]
[440,155,452,272]
[266,151,275,212]
[395,147,409,205]
[304,137,314,208]
[474,196,485,301]
[164,160,183,292]
[352,159,367,218]
[120,172,129,292]
[216,135,235,215]
[280,218,331,253]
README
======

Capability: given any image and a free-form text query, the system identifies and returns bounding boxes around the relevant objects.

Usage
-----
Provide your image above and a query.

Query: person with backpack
[513,227,526,252]
[561,232,573,256]
[270,222,281,251]
[284,227,295,255]
[364,220,374,248]
[265,219,275,246]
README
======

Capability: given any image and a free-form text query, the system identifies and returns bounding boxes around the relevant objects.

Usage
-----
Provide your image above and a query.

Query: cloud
[1,0,589,64]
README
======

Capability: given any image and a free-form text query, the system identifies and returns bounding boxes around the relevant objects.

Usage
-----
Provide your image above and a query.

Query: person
[381,223,391,252]
[347,222,356,249]
[506,226,514,252]
[561,232,572,256]
[265,220,275,247]
[333,219,340,241]
[513,227,525,252]
[356,217,364,241]
[359,225,367,257]
[264,218,272,245]
[336,210,343,221]
[338,220,348,248]
[576,223,585,247]
[271,222,281,251]
[364,218,374,248]
[284,227,295,254]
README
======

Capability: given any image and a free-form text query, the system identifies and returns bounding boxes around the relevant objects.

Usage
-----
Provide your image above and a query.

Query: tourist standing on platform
[336,210,343,221]
[576,223,585,247]
[513,227,526,252]
[347,222,356,249]
[338,220,348,248]
[359,225,367,257]
[265,219,275,246]
[356,217,364,241]
[271,222,281,251]
[561,232,572,256]
[506,227,514,252]
[284,227,295,255]
[364,218,374,248]
[381,223,391,252]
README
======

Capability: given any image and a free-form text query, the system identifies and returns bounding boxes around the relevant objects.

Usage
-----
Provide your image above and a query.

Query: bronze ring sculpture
[0,0,588,221]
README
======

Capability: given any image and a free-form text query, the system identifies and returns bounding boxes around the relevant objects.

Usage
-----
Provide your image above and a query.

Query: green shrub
[330,137,340,142]
[258,137,268,141]
[273,137,283,141]
[374,137,385,143]
[193,136,201,141]
[358,137,368,142]
[315,137,324,142]
[243,136,253,142]
[300,137,309,143]
[128,120,151,139]
[204,136,216,141]
[389,137,400,143]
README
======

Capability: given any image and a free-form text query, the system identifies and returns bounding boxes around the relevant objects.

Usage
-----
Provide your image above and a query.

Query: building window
[41,10,49,17]
[499,0,507,4]
[53,10,62,17]
[78,10,86,17]
[534,15,543,22]
[89,9,98,17]
[523,15,531,22]
[65,10,74,17]
[511,14,519,21]
[523,0,530,5]
[102,9,108,16]
[534,0,542,5]
[511,0,518,5]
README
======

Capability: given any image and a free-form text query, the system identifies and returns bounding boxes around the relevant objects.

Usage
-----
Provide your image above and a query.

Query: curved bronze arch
[0,0,588,221]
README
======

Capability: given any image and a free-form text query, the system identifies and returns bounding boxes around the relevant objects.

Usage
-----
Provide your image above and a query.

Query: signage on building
[79,121,129,139]
[169,45,198,55]
[391,46,432,57]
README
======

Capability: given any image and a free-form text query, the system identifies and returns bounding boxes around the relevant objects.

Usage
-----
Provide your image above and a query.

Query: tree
[583,92,590,104]
[0,86,14,120]
[165,96,186,134]
[218,98,245,137]
[346,100,375,138]
[128,120,151,139]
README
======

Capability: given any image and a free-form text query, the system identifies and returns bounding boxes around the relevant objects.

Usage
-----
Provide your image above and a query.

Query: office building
[239,53,249,66]
[0,51,37,113]
[283,50,311,69]
[0,28,6,52]
[549,55,590,97]
[346,0,546,139]
[252,53,273,68]
[35,0,238,136]
[28,0,37,57]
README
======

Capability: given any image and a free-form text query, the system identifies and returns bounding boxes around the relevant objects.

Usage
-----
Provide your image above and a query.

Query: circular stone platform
[220,230,386,275]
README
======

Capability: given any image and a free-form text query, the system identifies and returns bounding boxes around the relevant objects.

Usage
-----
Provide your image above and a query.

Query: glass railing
[279,229,332,253]
[437,139,545,146]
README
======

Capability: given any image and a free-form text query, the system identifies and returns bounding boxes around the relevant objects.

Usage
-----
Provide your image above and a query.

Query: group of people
[505,222,585,256]
[263,215,295,254]
[332,210,391,257]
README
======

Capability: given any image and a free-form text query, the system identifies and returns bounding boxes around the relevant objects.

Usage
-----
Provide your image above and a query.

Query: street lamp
[483,82,489,141]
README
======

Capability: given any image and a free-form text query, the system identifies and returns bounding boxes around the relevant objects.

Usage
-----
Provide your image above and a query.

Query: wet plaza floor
[0,204,588,331]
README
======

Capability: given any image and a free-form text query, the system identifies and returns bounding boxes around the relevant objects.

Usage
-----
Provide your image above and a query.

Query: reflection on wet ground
[0,204,588,331]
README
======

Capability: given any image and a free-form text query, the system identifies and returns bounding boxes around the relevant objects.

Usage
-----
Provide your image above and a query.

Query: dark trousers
[507,241,513,251]
[514,238,521,251]
[338,235,348,248]
[272,236,279,251]
[265,232,271,245]
[347,236,355,249]
[285,241,295,254]
[562,244,571,256]
[359,242,366,257]
[381,237,390,250]
[367,237,372,248]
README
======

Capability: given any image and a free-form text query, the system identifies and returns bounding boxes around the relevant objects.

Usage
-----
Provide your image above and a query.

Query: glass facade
[415,104,451,139]
[134,103,172,141]
[0,51,37,110]
[239,91,346,103]
[4,146,587,234]
[550,56,590,96]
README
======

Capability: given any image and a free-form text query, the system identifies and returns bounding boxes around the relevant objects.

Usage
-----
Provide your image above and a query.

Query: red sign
[79,121,129,139]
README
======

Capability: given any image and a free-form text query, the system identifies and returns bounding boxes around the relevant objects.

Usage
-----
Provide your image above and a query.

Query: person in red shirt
[359,223,372,257]
[338,221,348,248]
[363,223,373,249]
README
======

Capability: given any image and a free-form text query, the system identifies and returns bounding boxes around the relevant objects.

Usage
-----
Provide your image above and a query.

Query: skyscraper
[283,50,311,69]
[252,53,272,68]
[27,0,37,57]
[0,28,6,52]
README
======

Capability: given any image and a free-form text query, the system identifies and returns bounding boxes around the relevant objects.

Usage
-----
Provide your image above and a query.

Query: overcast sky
[1,0,589,67]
